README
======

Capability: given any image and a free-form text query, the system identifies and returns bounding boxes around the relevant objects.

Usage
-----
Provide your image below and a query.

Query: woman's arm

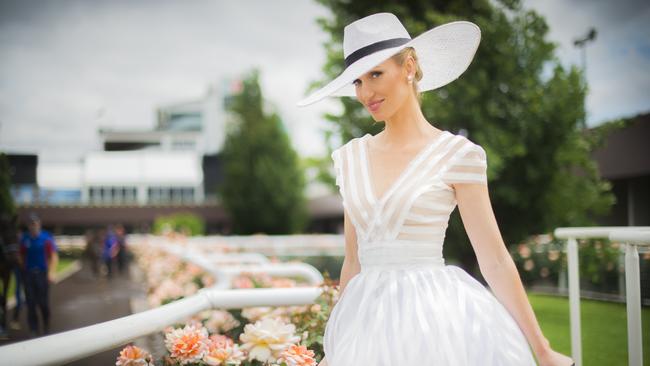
[339,210,361,295]
[454,182,551,357]
[318,210,361,366]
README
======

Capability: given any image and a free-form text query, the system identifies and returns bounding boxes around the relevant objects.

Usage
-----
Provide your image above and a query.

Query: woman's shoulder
[448,134,487,166]
[447,131,484,151]
[330,134,366,159]
[330,135,367,190]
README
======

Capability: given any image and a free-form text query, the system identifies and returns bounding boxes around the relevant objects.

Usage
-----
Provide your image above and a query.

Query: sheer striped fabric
[325,131,537,365]
[441,141,488,186]
[330,130,487,245]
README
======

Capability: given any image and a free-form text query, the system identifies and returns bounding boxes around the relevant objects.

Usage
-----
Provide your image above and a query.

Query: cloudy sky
[1,0,648,162]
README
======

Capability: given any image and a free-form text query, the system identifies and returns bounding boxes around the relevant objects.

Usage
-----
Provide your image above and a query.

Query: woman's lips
[368,99,384,112]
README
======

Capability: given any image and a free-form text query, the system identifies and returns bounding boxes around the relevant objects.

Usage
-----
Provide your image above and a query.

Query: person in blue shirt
[103,226,119,279]
[115,224,128,275]
[11,222,58,332]
[18,213,59,336]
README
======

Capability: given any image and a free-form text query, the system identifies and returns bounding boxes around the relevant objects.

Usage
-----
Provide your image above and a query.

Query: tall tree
[312,0,614,273]
[0,153,16,219]
[219,69,308,234]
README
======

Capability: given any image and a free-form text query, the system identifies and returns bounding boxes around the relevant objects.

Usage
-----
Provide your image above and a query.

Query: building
[8,79,242,233]
[7,77,341,234]
[589,111,650,226]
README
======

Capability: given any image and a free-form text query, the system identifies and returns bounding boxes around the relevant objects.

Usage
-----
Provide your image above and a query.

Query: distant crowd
[1,214,131,339]
[83,224,131,279]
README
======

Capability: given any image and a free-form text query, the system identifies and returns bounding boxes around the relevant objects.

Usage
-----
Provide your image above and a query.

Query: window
[147,186,194,204]
[89,186,137,205]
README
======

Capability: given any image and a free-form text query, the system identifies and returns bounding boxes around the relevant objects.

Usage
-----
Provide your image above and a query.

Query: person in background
[83,229,100,278]
[102,226,119,279]
[0,214,25,332]
[18,213,59,336]
[9,256,24,330]
[0,213,20,336]
[114,224,128,275]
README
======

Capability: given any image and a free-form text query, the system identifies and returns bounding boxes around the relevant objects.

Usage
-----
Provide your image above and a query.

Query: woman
[298,13,575,366]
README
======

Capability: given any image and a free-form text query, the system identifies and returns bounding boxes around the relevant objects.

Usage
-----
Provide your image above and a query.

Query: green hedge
[152,212,205,236]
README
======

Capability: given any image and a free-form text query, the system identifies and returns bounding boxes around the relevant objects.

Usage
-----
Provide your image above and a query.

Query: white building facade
[32,78,240,206]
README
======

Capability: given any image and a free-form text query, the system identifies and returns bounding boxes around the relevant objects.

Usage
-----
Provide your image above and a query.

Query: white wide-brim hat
[297,12,481,107]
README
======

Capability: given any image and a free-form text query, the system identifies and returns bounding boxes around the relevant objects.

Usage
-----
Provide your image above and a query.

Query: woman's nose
[358,83,374,104]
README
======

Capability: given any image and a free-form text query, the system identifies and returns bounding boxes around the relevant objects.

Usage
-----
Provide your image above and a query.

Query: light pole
[573,28,597,128]
[573,27,597,79]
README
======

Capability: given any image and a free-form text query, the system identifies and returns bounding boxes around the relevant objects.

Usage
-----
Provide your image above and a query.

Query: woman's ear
[402,55,415,80]
[408,55,417,76]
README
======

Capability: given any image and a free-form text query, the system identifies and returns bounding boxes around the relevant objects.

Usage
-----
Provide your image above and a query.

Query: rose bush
[119,241,341,365]
[510,233,624,293]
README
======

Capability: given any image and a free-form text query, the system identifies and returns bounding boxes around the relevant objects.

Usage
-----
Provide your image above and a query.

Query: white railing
[180,233,345,256]
[206,252,270,265]
[150,239,324,289]
[554,226,650,366]
[0,286,323,366]
[609,229,649,366]
[50,232,344,257]
[0,234,331,365]
[210,263,325,290]
[53,233,347,256]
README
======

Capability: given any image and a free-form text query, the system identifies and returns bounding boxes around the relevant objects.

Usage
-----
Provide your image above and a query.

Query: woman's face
[353,57,412,121]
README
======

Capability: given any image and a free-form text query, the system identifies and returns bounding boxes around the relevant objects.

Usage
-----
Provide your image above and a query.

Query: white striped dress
[323,130,537,366]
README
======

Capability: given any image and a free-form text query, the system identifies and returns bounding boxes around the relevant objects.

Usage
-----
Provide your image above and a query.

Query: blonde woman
[298,12,575,366]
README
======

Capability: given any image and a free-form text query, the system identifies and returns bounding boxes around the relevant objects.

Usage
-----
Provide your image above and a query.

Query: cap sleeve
[441,141,488,186]
[331,147,344,192]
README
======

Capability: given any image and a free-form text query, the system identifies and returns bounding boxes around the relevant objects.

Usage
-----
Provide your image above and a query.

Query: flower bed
[510,233,630,294]
[119,242,339,365]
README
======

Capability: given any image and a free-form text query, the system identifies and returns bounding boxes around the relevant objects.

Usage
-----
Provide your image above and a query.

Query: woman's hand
[536,347,575,366]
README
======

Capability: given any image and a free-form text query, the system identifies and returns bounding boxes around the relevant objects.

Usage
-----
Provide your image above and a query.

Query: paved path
[1,258,149,365]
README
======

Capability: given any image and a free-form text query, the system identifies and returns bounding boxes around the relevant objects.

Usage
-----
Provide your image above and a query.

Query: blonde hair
[391,47,423,105]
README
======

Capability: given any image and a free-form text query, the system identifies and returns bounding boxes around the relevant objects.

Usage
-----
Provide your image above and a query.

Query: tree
[0,153,15,219]
[311,0,614,274]
[219,69,308,234]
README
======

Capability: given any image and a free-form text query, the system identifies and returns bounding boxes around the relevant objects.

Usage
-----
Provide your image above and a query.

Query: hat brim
[297,20,481,107]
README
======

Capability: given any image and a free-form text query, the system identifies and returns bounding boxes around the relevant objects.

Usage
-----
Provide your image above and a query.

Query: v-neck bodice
[361,131,450,205]
[331,130,488,251]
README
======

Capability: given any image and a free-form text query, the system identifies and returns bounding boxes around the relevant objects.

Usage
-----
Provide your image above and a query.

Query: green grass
[55,257,76,273]
[529,292,650,366]
[4,258,76,302]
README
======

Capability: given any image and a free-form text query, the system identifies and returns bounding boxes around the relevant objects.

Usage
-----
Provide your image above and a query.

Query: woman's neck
[378,96,439,149]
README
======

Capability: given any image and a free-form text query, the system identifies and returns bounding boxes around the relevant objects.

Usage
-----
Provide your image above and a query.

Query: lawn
[530,292,650,366]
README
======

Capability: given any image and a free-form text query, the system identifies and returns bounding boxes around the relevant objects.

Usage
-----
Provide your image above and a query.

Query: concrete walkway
[0,258,149,365]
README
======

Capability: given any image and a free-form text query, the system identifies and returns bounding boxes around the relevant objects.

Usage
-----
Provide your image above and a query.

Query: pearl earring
[407,75,413,83]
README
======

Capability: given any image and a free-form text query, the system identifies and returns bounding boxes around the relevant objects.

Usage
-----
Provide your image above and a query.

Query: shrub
[153,212,205,236]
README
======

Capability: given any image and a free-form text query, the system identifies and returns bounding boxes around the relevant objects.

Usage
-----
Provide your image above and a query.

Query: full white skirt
[323,265,537,366]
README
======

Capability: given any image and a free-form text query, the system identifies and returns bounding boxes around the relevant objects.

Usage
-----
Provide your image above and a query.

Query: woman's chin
[369,111,385,121]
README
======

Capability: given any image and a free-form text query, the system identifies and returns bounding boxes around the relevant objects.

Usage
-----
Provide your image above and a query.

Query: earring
[407,75,413,83]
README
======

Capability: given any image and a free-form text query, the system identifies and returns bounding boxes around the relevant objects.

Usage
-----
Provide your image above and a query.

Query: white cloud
[522,0,650,125]
[0,0,336,159]
[1,0,648,162]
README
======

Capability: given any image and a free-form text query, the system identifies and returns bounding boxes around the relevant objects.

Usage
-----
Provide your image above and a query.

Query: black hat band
[344,38,411,69]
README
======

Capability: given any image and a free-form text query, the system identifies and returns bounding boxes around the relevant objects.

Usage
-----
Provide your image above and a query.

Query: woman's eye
[353,72,380,87]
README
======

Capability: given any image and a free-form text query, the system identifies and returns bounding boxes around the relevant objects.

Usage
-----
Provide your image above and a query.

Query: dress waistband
[358,239,445,271]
